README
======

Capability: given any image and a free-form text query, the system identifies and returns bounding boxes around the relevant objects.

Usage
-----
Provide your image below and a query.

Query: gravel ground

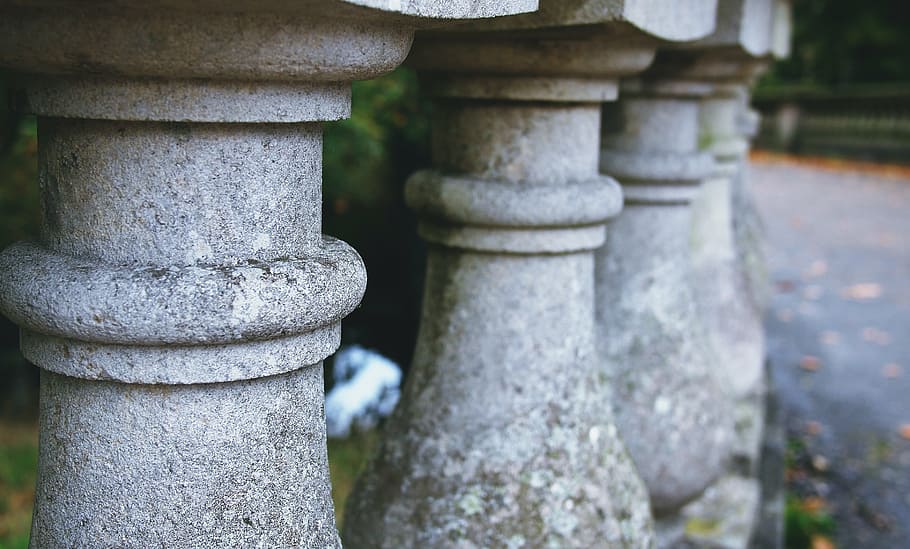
[751,158,910,547]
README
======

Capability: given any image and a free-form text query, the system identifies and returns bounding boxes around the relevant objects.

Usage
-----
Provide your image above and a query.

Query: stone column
[0,2,535,546]
[694,83,766,475]
[344,4,719,547]
[597,79,734,522]
[345,48,652,549]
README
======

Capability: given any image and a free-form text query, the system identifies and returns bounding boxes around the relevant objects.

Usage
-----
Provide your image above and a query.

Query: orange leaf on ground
[841,283,882,300]
[900,424,910,440]
[806,421,823,436]
[802,496,827,514]
[800,355,821,372]
[820,331,840,345]
[804,260,828,279]
[883,363,902,379]
[811,535,836,549]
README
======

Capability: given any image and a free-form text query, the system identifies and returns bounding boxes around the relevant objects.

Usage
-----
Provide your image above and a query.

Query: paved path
[751,159,910,547]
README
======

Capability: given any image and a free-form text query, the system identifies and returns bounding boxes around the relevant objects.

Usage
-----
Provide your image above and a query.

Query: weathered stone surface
[657,476,761,549]
[0,2,539,546]
[31,366,338,548]
[346,5,722,545]
[694,88,766,473]
[456,0,719,41]
[598,87,734,515]
[345,97,653,549]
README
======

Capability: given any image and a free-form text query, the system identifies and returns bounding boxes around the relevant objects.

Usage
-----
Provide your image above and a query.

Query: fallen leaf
[776,279,795,293]
[777,309,793,323]
[841,283,882,300]
[802,496,827,514]
[820,331,841,345]
[801,355,822,372]
[883,363,903,379]
[900,424,910,440]
[806,421,823,436]
[804,260,829,279]
[811,535,836,549]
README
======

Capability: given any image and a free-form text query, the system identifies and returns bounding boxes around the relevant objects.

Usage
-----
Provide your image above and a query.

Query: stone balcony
[0,0,790,547]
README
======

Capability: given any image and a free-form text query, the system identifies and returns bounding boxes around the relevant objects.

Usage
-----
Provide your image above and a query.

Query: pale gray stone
[0,2,538,547]
[657,476,761,549]
[456,0,719,42]
[598,91,734,515]
[694,89,766,473]
[31,367,338,548]
[345,47,657,545]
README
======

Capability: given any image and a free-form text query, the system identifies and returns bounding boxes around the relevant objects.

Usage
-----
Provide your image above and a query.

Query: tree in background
[766,0,910,87]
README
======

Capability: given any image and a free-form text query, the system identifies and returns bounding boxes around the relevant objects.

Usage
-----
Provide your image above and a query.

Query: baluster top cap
[694,0,791,58]
[446,0,719,43]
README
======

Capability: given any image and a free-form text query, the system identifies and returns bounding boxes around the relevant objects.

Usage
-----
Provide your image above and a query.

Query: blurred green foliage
[764,0,910,88]
[0,117,38,255]
[784,496,836,549]
[323,68,431,367]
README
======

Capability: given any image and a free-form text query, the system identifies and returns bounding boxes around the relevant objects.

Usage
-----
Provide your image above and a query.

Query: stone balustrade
[0,0,789,547]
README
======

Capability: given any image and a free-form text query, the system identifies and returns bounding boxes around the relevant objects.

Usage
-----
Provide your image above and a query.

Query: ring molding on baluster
[405,171,623,253]
[0,237,366,384]
[600,149,714,204]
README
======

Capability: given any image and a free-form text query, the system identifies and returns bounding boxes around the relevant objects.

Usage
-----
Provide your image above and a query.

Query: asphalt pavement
[751,158,910,547]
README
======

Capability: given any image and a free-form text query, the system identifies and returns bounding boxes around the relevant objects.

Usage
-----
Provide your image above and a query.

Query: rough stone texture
[454,0,719,42]
[598,92,734,515]
[0,2,539,547]
[657,476,761,549]
[694,91,766,474]
[31,366,338,548]
[344,93,652,547]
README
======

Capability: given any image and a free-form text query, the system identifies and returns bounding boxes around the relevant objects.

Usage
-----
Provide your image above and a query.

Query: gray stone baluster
[0,1,535,546]
[344,3,719,547]
[597,79,734,531]
[695,83,767,476]
[610,1,792,546]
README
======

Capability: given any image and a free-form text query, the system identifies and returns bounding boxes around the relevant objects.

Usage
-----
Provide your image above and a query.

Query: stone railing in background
[753,84,910,165]
[0,1,791,548]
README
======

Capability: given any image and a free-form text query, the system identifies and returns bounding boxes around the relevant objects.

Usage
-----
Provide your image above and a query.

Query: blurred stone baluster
[597,76,734,539]
[0,1,536,546]
[344,2,720,547]
[731,0,794,318]
[696,80,768,477]
[612,1,792,546]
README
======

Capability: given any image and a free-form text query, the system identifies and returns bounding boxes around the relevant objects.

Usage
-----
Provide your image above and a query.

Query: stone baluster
[686,0,792,479]
[731,0,793,317]
[597,77,734,530]
[0,1,536,546]
[605,1,791,546]
[344,3,718,547]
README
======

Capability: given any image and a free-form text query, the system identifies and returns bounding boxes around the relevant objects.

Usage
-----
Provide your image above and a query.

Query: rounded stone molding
[0,238,365,347]
[406,172,623,227]
[15,76,353,122]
